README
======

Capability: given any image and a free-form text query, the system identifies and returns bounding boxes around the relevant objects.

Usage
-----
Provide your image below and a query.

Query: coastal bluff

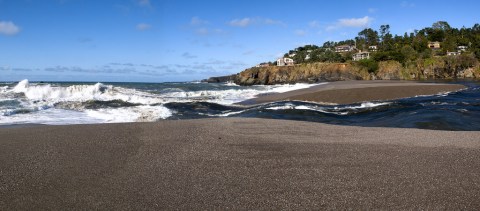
[234,63,367,85]
[204,61,480,86]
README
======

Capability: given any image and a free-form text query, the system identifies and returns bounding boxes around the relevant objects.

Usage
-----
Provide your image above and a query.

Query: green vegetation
[357,59,379,73]
[278,21,480,72]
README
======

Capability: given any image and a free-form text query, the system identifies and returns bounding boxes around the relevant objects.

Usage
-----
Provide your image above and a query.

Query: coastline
[1,118,480,209]
[239,80,466,105]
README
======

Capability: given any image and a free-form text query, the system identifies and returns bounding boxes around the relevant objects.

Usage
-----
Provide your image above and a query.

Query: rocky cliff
[202,74,237,83]
[234,63,370,85]
[232,60,480,85]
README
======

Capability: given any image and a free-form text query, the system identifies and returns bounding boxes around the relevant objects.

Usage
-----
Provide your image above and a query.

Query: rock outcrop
[202,74,237,83]
[375,61,406,80]
[234,63,370,86]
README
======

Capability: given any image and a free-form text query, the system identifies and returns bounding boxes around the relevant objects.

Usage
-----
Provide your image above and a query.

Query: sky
[0,0,479,82]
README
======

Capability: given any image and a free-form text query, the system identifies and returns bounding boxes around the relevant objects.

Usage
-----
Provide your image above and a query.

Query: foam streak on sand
[0,118,479,210]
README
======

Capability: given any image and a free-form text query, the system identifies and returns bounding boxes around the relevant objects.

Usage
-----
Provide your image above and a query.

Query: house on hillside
[457,46,468,52]
[352,51,370,61]
[447,51,461,56]
[428,41,441,49]
[255,62,270,67]
[276,57,294,66]
[368,45,378,52]
[335,45,355,52]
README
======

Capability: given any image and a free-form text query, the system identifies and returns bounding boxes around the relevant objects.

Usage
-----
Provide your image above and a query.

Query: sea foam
[1,79,322,125]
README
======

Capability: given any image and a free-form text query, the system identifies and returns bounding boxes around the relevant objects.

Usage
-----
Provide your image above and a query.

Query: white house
[447,51,461,56]
[277,57,294,66]
[255,62,270,67]
[457,46,468,52]
[368,45,378,52]
[352,52,370,61]
[335,45,355,52]
[428,41,441,49]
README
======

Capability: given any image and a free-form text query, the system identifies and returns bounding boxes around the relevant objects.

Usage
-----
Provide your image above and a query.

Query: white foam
[225,81,239,86]
[9,79,167,106]
[263,83,322,93]
[160,83,322,105]
[207,110,247,117]
[0,109,101,125]
[85,105,172,123]
[266,104,349,115]
[12,79,29,93]
[2,79,326,125]
[266,104,295,110]
[337,102,390,110]
[0,86,8,93]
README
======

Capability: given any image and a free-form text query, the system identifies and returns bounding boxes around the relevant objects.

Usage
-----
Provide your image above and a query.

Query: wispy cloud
[0,21,20,36]
[195,28,209,35]
[228,17,284,27]
[338,16,373,27]
[78,37,93,43]
[188,17,227,36]
[401,1,415,7]
[326,16,373,31]
[264,18,284,26]
[368,8,378,13]
[12,68,32,72]
[182,52,198,59]
[294,29,307,36]
[228,18,253,27]
[136,23,151,31]
[190,16,209,26]
[242,50,255,55]
[43,63,183,75]
[137,0,151,7]
[309,21,320,28]
[114,4,130,14]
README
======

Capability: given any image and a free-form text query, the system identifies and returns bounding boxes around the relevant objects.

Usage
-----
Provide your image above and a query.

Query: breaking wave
[0,79,319,125]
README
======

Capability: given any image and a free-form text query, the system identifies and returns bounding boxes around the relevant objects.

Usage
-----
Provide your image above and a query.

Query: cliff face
[233,61,480,85]
[202,74,237,83]
[234,63,370,85]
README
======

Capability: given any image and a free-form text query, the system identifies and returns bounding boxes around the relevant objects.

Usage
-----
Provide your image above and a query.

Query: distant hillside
[204,21,480,85]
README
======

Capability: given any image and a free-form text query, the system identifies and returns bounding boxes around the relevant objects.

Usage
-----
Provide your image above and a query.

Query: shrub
[357,59,379,73]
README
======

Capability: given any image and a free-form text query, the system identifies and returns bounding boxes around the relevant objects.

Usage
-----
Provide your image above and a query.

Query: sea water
[1,79,479,131]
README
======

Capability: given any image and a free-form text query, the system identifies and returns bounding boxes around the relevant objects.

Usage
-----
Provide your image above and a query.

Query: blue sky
[0,0,478,82]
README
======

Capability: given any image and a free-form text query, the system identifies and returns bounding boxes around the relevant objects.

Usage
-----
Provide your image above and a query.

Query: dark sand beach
[242,81,466,105]
[1,118,480,210]
[0,81,477,209]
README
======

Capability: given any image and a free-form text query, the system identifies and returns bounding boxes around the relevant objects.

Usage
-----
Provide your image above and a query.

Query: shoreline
[239,80,466,105]
[1,118,480,209]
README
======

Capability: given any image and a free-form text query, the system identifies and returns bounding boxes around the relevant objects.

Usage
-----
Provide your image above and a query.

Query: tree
[357,28,379,50]
[277,21,480,67]
[432,21,451,31]
[379,25,393,51]
[401,45,418,62]
[318,51,343,63]
[380,25,390,38]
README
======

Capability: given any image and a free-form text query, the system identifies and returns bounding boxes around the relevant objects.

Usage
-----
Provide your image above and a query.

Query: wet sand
[1,118,480,210]
[240,81,466,105]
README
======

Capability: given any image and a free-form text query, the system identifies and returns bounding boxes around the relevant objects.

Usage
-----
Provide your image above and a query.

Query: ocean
[1,79,479,131]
